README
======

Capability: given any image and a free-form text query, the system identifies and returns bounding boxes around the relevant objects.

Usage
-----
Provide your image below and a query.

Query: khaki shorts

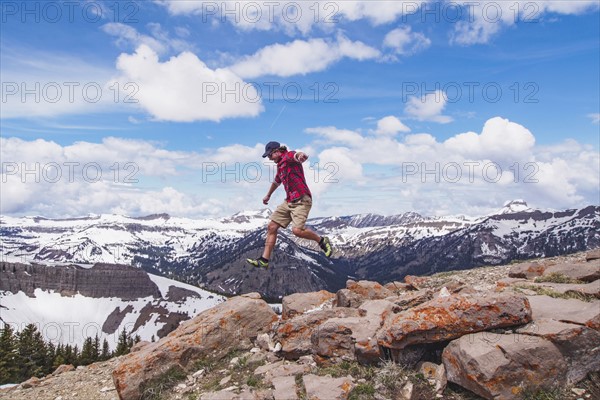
[271,195,312,229]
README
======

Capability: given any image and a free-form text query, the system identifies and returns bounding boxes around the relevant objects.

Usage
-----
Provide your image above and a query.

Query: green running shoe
[246,258,269,269]
[319,236,333,258]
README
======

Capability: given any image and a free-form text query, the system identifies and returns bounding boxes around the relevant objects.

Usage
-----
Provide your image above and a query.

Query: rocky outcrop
[112,293,278,400]
[0,262,161,299]
[5,251,600,400]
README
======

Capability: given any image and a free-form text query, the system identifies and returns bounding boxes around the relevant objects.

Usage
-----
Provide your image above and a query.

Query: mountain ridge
[1,201,599,300]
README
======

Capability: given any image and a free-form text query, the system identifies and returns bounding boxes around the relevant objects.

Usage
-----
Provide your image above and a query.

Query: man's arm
[294,151,309,163]
[263,182,280,205]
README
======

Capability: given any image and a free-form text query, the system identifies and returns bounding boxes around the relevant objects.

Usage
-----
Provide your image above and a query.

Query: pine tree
[63,344,74,366]
[101,339,111,361]
[92,335,100,362]
[80,337,94,365]
[53,344,65,370]
[114,328,129,357]
[45,341,56,375]
[72,345,80,367]
[16,324,47,381]
[0,324,19,384]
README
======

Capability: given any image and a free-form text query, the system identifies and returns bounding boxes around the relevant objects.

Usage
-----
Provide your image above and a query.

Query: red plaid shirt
[274,150,312,202]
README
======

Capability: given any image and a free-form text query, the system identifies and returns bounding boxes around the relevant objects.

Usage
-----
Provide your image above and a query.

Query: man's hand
[263,195,271,205]
[295,152,308,163]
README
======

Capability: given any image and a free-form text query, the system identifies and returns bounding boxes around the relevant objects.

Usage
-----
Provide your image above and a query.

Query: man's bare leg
[262,221,281,260]
[291,227,321,243]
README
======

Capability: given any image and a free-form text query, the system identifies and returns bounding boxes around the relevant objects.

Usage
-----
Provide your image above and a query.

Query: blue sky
[1,0,599,218]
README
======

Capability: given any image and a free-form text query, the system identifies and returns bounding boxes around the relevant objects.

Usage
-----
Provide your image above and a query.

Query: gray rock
[377,292,531,349]
[272,376,298,400]
[526,295,600,328]
[303,374,354,400]
[384,289,433,311]
[336,289,365,308]
[542,262,600,282]
[586,249,600,261]
[275,308,362,359]
[443,332,568,399]
[524,280,600,298]
[516,318,600,383]
[508,262,548,279]
[312,300,395,365]
[281,290,335,320]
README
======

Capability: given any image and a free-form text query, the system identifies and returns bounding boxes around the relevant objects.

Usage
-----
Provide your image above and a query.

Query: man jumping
[246,141,333,269]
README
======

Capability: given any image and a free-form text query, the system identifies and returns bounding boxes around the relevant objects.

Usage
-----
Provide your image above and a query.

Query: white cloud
[305,116,599,216]
[383,26,431,56]
[102,23,168,54]
[114,45,264,122]
[156,1,433,35]
[588,113,600,124]
[373,116,411,135]
[444,117,535,161]
[451,1,600,45]
[305,126,366,148]
[2,116,598,219]
[230,34,380,79]
[0,137,274,218]
[102,22,195,55]
[310,147,365,198]
[404,90,453,123]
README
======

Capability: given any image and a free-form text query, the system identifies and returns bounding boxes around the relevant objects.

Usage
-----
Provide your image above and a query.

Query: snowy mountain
[1,201,599,300]
[0,262,225,349]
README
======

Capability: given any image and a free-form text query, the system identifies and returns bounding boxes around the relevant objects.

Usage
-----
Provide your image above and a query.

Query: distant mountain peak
[221,209,272,224]
[132,213,171,221]
[494,199,533,215]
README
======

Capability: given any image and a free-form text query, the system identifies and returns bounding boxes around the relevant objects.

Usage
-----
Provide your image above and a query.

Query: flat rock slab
[586,249,600,261]
[201,391,238,400]
[303,374,354,400]
[272,376,298,400]
[526,295,600,329]
[543,262,600,282]
[525,280,600,298]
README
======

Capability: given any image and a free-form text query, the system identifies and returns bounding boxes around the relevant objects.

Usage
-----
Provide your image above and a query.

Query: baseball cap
[262,141,280,158]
